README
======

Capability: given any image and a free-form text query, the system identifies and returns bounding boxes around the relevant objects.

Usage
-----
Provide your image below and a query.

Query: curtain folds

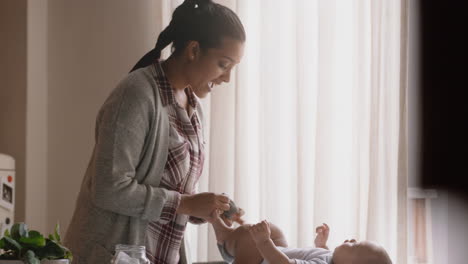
[159,0,408,263]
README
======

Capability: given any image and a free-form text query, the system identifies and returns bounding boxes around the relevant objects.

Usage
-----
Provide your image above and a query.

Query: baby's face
[333,240,391,264]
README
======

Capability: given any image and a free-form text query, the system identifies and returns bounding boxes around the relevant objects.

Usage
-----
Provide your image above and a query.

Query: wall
[46,0,162,234]
[447,194,468,263]
[0,0,27,224]
[408,1,468,263]
[25,0,49,233]
[408,0,450,263]
[1,0,163,234]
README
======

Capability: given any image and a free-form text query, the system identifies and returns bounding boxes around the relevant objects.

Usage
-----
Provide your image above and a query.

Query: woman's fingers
[217,202,230,211]
[218,193,230,203]
[216,200,230,211]
[215,194,230,211]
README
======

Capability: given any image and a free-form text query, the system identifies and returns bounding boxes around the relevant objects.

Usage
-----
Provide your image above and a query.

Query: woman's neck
[161,56,189,92]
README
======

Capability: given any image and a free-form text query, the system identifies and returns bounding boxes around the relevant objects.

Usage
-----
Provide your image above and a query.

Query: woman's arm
[90,78,229,222]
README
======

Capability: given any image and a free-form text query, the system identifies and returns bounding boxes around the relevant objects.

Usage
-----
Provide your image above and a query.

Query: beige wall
[26,0,48,233]
[46,0,162,234]
[0,0,27,224]
[1,0,163,234]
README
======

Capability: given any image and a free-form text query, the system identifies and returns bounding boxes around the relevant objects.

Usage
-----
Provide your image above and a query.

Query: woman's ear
[186,40,200,61]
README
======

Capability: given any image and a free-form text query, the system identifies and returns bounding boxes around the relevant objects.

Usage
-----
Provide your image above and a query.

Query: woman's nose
[221,70,231,83]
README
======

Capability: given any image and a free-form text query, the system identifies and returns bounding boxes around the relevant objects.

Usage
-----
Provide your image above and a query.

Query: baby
[249,220,392,264]
[210,201,392,264]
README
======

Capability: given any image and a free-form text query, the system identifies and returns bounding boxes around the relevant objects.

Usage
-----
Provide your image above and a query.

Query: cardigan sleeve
[88,75,178,221]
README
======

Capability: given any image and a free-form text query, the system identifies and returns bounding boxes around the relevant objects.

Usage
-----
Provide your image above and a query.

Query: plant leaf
[0,250,17,260]
[23,250,40,264]
[64,248,73,262]
[19,233,46,248]
[40,240,66,259]
[2,236,22,252]
[11,223,28,240]
[53,223,61,242]
[28,231,41,238]
[4,228,10,238]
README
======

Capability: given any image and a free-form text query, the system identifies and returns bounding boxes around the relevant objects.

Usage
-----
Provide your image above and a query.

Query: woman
[64,0,245,263]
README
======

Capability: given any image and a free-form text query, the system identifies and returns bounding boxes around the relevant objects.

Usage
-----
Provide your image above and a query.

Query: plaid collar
[153,60,198,109]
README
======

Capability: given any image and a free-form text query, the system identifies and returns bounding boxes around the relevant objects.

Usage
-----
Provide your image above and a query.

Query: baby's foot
[232,208,246,225]
[314,223,330,249]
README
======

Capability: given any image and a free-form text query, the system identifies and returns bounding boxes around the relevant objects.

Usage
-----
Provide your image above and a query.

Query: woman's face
[187,37,244,98]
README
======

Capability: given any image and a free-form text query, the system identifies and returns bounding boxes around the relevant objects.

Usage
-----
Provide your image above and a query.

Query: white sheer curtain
[158,0,408,263]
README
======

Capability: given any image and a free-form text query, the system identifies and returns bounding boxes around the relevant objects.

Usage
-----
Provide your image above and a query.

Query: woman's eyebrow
[221,56,237,63]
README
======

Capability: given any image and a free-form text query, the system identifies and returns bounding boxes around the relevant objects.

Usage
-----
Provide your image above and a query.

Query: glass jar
[111,244,150,264]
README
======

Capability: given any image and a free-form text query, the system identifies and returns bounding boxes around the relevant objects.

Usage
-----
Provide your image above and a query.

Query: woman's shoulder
[101,65,164,112]
[116,65,160,102]
[97,64,166,127]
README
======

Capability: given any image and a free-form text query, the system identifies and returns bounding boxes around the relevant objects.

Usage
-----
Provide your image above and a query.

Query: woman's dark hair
[130,0,245,72]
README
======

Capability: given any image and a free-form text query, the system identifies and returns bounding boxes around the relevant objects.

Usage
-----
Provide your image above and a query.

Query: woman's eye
[219,63,229,70]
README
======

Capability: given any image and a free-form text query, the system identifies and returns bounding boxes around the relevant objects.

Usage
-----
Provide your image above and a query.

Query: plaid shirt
[146,61,205,264]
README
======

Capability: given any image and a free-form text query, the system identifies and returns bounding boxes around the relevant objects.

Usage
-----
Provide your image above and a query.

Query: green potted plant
[0,223,72,264]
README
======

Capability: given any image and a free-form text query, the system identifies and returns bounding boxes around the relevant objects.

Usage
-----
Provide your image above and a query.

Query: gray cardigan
[64,64,201,263]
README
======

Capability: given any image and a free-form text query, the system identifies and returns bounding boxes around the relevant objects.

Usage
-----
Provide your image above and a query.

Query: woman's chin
[193,84,211,98]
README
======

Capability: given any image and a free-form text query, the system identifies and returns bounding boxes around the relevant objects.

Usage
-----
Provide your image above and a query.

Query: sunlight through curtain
[158,0,410,263]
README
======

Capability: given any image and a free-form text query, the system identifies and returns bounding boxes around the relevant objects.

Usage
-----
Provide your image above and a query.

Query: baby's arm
[248,221,295,264]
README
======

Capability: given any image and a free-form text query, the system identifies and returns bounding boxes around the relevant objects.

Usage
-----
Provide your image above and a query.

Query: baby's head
[332,240,392,264]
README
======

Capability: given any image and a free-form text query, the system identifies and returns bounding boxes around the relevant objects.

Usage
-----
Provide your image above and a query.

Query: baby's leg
[228,225,263,264]
[269,222,288,247]
[226,222,288,264]
[211,220,235,244]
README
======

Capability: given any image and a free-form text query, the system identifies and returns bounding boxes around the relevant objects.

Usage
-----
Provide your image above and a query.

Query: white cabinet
[0,153,15,236]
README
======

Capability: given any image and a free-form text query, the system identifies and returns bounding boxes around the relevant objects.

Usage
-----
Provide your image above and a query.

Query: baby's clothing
[217,242,235,263]
[261,247,333,264]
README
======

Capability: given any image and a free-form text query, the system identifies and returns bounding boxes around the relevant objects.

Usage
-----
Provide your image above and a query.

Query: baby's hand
[314,223,330,249]
[248,220,271,245]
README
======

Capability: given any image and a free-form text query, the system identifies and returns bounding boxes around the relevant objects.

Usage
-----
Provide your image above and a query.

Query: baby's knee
[268,222,288,247]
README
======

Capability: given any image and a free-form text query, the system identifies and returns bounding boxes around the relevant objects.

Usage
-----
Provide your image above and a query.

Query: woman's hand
[176,192,230,221]
[314,223,330,249]
[248,220,272,245]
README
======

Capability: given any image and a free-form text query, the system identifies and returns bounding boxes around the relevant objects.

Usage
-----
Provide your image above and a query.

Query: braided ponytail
[130,0,245,73]
[129,24,174,73]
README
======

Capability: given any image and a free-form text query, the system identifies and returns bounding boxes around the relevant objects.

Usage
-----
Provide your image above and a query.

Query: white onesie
[261,247,333,264]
